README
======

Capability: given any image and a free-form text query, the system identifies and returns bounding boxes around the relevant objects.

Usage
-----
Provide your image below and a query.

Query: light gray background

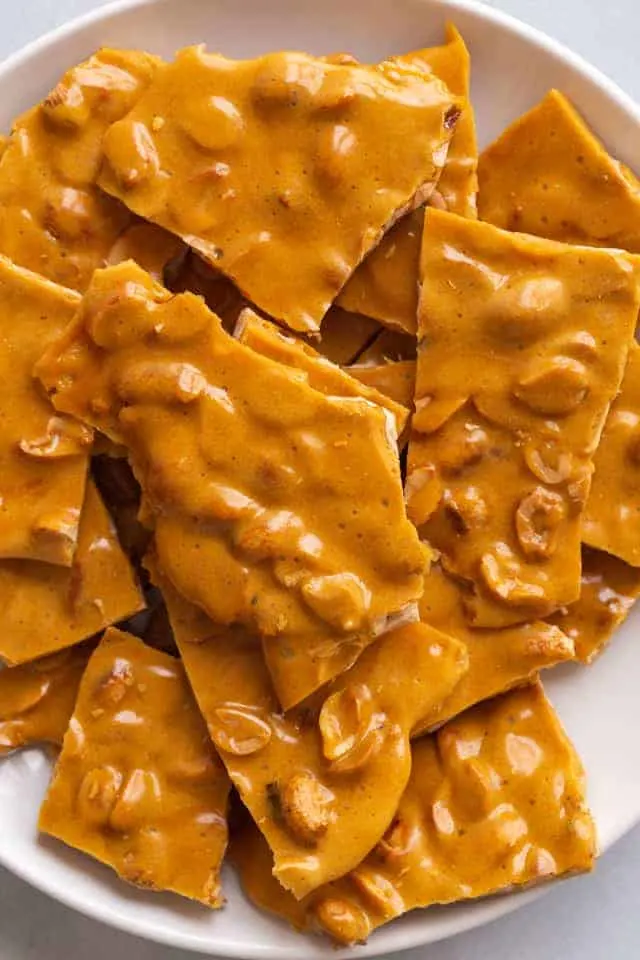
[1,1,639,958]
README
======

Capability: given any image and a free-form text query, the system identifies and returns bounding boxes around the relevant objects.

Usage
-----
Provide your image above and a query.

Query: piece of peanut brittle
[478,89,640,250]
[338,24,478,334]
[0,480,144,665]
[0,643,92,755]
[161,575,467,899]
[0,49,160,291]
[233,682,595,944]
[37,262,426,706]
[98,46,460,332]
[0,257,90,565]
[406,210,639,627]
[39,627,230,906]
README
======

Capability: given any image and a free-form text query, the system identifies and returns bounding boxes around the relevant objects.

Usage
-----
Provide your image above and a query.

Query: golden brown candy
[347,360,416,411]
[161,576,467,899]
[357,327,417,364]
[0,257,90,565]
[39,628,230,906]
[0,49,160,291]
[548,546,640,663]
[414,563,574,734]
[338,24,478,334]
[406,209,639,627]
[235,309,408,437]
[308,306,380,365]
[106,222,185,281]
[0,644,92,755]
[233,683,595,944]
[582,343,640,565]
[37,262,426,706]
[0,480,144,666]
[478,89,640,250]
[98,46,460,331]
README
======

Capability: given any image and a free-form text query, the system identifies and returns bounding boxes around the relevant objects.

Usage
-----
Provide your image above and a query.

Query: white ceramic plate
[2,0,640,955]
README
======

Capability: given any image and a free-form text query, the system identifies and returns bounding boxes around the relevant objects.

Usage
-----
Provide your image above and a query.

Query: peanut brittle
[582,342,640,565]
[548,546,640,663]
[0,49,160,291]
[98,46,460,331]
[357,327,417,364]
[235,309,408,436]
[39,628,230,905]
[161,577,467,899]
[478,90,640,250]
[406,210,639,627]
[0,643,92,755]
[348,360,416,410]
[309,306,380,365]
[233,682,595,944]
[414,563,573,733]
[338,24,478,334]
[107,222,184,281]
[0,480,144,665]
[37,262,426,706]
[0,257,91,565]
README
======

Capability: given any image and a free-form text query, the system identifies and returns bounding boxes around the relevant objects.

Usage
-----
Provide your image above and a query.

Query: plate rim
[0,0,639,955]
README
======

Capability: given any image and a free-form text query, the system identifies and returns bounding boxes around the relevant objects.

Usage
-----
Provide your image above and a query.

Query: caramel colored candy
[308,306,380,365]
[0,644,92,755]
[98,46,460,331]
[235,309,408,437]
[407,210,639,627]
[357,327,416,364]
[161,575,467,899]
[414,563,574,734]
[338,24,478,334]
[582,343,640,565]
[478,89,640,250]
[548,546,640,663]
[0,257,90,565]
[107,222,185,281]
[37,262,426,706]
[347,360,416,411]
[39,628,230,906]
[233,683,595,944]
[0,49,160,291]
[0,480,144,666]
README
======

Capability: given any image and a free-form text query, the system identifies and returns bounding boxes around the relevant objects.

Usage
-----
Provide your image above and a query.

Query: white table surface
[1,1,640,958]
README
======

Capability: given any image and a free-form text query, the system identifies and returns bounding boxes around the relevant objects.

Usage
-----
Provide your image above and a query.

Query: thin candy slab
[39,628,230,906]
[233,683,595,944]
[406,210,639,627]
[98,46,459,331]
[162,576,467,899]
[37,262,426,706]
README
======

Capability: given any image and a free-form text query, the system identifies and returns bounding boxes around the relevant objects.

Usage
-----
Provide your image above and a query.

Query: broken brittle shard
[406,209,639,627]
[39,627,231,906]
[233,682,596,944]
[160,571,467,899]
[97,46,460,332]
[0,49,161,291]
[36,261,426,706]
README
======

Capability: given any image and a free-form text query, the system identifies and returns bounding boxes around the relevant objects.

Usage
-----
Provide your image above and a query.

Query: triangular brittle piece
[233,683,595,944]
[36,262,426,706]
[39,628,230,905]
[414,563,574,734]
[337,24,478,334]
[478,89,640,250]
[98,46,460,331]
[0,49,160,291]
[160,574,466,899]
[0,258,90,565]
[0,480,144,665]
[548,546,640,663]
[582,342,640,565]
[234,308,408,437]
[407,210,639,627]
[0,643,92,755]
